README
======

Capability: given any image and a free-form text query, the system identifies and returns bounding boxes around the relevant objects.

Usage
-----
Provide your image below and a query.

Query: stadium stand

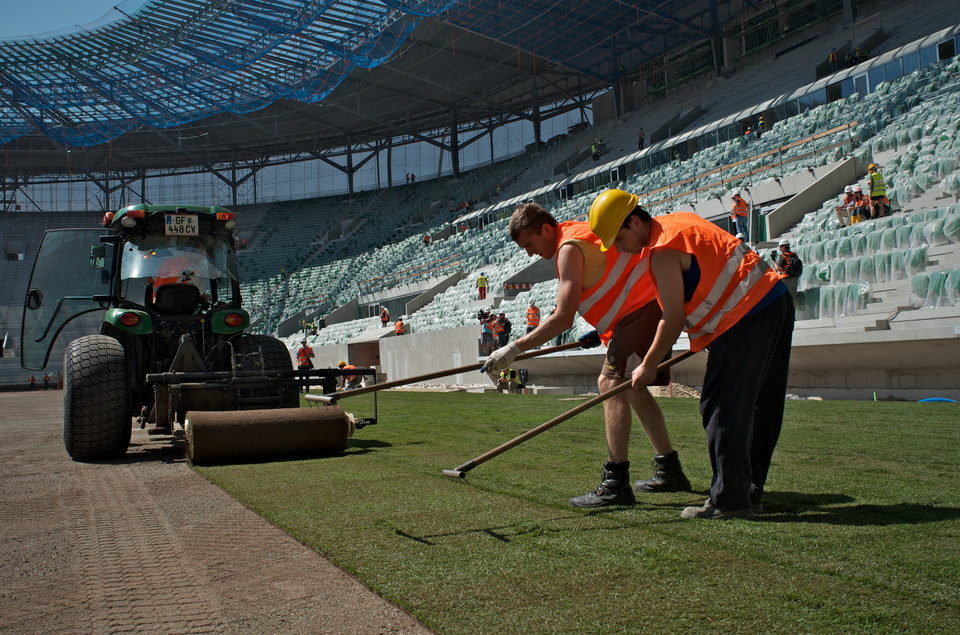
[3,2,959,399]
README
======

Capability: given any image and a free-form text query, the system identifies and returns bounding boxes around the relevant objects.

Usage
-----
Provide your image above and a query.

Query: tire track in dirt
[63,465,224,633]
[1,391,431,634]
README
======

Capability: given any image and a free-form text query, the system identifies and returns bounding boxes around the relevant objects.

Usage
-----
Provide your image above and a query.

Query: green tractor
[21,204,313,461]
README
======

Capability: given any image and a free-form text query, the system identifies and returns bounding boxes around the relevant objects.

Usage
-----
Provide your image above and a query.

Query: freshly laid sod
[195,392,960,633]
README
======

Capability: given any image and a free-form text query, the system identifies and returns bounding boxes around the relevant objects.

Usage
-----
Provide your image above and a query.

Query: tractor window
[119,235,239,305]
[21,229,117,370]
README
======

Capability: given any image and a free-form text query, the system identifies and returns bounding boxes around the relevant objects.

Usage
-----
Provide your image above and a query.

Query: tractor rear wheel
[63,335,131,460]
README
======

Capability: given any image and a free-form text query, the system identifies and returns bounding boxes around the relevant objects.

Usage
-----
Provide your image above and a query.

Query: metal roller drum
[185,406,353,464]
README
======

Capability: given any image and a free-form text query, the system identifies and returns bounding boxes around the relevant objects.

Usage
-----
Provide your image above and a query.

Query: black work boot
[569,461,636,508]
[634,451,692,493]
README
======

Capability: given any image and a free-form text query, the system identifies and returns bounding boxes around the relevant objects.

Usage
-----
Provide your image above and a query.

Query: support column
[710,0,722,77]
[531,75,542,147]
[843,0,856,24]
[346,140,354,196]
[450,109,460,178]
[386,137,392,187]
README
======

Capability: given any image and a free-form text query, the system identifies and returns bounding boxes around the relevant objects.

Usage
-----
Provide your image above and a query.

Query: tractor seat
[152,284,202,315]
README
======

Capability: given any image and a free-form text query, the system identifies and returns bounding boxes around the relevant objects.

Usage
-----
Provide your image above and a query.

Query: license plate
[165,214,198,236]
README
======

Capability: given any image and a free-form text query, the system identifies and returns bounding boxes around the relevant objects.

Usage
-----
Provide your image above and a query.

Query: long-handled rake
[442,350,697,479]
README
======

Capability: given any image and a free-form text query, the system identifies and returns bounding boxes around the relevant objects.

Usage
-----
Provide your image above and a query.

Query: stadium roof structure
[0,0,741,182]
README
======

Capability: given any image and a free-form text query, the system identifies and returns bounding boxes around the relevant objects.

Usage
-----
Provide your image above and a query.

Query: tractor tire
[63,335,131,461]
[232,334,298,408]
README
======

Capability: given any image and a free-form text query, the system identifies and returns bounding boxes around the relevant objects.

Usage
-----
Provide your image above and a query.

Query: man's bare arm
[513,244,584,351]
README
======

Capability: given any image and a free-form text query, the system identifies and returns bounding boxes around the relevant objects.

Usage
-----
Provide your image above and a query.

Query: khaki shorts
[600,301,671,386]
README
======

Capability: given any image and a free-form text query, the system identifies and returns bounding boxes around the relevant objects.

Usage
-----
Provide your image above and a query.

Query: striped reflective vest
[380,307,389,323]
[555,222,656,344]
[869,171,886,197]
[730,196,749,219]
[645,212,782,352]
[395,320,405,334]
[526,306,540,327]
[492,320,504,337]
[296,346,313,366]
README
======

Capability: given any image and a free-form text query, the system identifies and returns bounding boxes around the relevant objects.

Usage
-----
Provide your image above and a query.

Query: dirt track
[0,390,431,634]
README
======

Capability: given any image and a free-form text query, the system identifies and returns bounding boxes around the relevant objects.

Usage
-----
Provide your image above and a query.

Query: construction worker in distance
[867,163,886,219]
[380,306,389,327]
[491,313,504,347]
[481,200,692,508]
[395,317,405,335]
[850,185,869,224]
[337,360,362,391]
[476,272,488,300]
[525,301,540,334]
[497,368,521,394]
[835,185,855,227]
[296,338,315,393]
[775,238,803,301]
[730,189,750,241]
[588,188,794,520]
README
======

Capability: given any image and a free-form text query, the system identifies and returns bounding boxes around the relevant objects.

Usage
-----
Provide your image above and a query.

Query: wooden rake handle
[442,349,697,479]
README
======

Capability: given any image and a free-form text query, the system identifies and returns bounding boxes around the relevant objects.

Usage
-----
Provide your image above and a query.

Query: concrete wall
[764,157,863,238]
[379,325,479,385]
[405,271,465,315]
[689,159,855,238]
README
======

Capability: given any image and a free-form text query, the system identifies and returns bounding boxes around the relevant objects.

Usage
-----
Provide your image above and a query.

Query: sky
[1,0,125,39]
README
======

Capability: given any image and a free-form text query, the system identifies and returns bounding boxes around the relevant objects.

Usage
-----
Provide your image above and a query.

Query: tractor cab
[21,205,246,371]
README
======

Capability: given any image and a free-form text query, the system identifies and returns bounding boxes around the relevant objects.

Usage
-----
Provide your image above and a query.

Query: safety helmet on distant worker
[778,238,790,247]
[731,188,741,197]
[338,361,346,367]
[853,185,862,192]
[301,338,307,344]
[588,189,639,251]
[844,185,853,193]
[868,163,877,171]
[735,233,746,240]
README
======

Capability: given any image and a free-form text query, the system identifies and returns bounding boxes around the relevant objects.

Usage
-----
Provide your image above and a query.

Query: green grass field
[195,392,960,633]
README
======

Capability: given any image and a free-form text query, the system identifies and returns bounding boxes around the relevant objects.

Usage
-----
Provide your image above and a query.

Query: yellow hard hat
[338,360,346,367]
[868,163,877,170]
[589,189,638,251]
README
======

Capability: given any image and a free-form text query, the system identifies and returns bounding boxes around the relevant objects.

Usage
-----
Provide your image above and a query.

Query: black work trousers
[699,291,795,509]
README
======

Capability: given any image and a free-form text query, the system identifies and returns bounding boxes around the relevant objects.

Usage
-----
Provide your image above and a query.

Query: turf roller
[185,406,354,464]
[443,350,697,479]
[305,340,584,405]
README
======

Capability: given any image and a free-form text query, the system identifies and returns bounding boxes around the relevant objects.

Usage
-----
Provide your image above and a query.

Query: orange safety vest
[342,364,356,382]
[730,196,749,219]
[645,213,781,352]
[395,320,405,334]
[297,346,313,366]
[526,307,540,327]
[380,308,389,322]
[555,222,656,344]
[492,320,504,336]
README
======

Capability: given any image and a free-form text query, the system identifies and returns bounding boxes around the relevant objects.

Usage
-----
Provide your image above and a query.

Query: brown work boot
[634,451,692,493]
